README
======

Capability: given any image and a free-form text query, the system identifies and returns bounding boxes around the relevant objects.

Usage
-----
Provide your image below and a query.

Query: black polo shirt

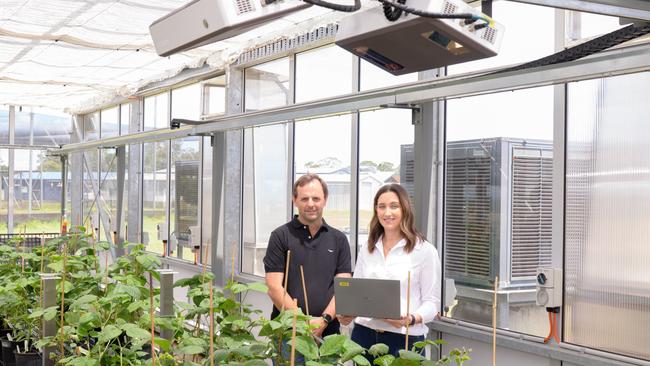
[264,215,352,334]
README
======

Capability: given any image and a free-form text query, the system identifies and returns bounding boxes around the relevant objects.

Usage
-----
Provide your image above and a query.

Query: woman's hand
[337,315,355,326]
[382,314,414,328]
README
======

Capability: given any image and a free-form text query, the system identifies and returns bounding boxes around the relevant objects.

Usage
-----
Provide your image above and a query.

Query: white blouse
[352,237,441,336]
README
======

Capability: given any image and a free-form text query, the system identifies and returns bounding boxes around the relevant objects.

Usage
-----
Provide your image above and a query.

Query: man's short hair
[293,173,329,199]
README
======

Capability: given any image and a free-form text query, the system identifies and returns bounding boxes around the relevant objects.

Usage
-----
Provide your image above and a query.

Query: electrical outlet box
[157,223,168,241]
[536,267,562,307]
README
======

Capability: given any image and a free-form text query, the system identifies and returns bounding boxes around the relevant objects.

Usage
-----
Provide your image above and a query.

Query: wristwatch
[409,314,416,326]
[322,313,333,324]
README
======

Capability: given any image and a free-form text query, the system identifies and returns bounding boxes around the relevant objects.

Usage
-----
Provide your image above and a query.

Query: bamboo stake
[281,250,292,312]
[20,225,26,274]
[492,276,498,366]
[209,281,215,366]
[40,233,45,307]
[91,228,98,273]
[59,242,67,356]
[299,265,310,316]
[405,271,411,350]
[290,299,298,366]
[149,272,156,366]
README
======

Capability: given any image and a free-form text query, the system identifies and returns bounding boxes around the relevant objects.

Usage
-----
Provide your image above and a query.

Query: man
[264,173,352,339]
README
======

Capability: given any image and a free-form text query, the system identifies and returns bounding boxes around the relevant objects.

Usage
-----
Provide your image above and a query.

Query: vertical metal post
[127,99,142,244]
[8,106,14,233]
[156,269,176,340]
[40,274,60,366]
[70,115,84,227]
[29,110,34,215]
[218,66,244,286]
[349,55,360,264]
[60,155,67,230]
[115,145,126,256]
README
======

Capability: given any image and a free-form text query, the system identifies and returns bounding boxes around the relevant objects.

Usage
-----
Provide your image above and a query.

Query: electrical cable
[376,0,493,25]
[301,0,361,12]
[494,21,650,74]
[383,0,406,21]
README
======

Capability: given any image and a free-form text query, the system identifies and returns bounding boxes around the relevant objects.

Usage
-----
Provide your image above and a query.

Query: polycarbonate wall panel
[565,72,650,361]
[0,107,7,144]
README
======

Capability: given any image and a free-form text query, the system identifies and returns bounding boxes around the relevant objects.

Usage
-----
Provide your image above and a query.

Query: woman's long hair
[367,184,424,253]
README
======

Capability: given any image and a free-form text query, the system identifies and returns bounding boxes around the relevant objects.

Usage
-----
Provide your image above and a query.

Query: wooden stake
[40,233,45,308]
[281,250,292,312]
[290,299,298,366]
[299,265,309,316]
[149,272,156,366]
[405,271,411,350]
[492,276,498,366]
[91,229,99,273]
[209,281,215,366]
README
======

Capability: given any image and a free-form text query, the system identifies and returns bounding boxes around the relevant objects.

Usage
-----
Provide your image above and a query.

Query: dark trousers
[351,323,425,364]
[275,322,340,366]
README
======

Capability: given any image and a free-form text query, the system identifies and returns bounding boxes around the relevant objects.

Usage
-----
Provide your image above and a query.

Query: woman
[339,184,441,361]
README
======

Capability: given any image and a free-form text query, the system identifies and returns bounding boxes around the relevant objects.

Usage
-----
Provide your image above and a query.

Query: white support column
[8,106,14,233]
[217,66,244,286]
[70,115,84,227]
[127,99,142,243]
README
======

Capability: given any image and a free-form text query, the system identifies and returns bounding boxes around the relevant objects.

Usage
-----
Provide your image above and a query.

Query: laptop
[334,277,401,319]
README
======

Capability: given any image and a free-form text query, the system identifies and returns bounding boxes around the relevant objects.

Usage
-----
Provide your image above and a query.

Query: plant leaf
[398,350,426,361]
[373,354,396,366]
[98,325,122,343]
[294,335,319,360]
[319,334,347,357]
[153,338,171,353]
[178,345,204,355]
[246,282,269,293]
[353,355,371,366]
[368,343,389,357]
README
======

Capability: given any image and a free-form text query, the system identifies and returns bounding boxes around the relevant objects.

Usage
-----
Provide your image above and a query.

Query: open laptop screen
[334,277,401,319]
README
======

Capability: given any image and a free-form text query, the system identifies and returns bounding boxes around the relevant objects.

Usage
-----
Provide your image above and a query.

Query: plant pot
[1,338,18,366]
[14,350,41,366]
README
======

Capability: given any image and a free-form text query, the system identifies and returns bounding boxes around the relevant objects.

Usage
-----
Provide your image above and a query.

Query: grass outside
[0,218,60,234]
[2,201,60,214]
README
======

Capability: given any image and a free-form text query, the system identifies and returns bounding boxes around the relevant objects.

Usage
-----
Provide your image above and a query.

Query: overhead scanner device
[150,0,311,57]
[335,0,504,75]
[150,0,504,74]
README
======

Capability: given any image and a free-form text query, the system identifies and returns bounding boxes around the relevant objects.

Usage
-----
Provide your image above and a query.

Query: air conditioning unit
[150,0,311,56]
[335,0,504,75]
[443,137,553,289]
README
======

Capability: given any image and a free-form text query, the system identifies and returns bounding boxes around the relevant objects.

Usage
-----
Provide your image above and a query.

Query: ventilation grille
[482,27,498,44]
[442,1,458,14]
[400,144,415,202]
[445,146,493,279]
[511,148,553,279]
[235,24,338,65]
[234,0,255,15]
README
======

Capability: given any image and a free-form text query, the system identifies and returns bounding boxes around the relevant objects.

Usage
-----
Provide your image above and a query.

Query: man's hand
[337,315,355,326]
[309,317,327,337]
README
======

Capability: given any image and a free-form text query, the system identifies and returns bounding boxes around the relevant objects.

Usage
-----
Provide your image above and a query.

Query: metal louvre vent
[442,1,458,14]
[445,146,492,279]
[511,148,553,279]
[234,0,255,15]
[235,24,338,65]
[482,27,497,44]
[400,144,415,202]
